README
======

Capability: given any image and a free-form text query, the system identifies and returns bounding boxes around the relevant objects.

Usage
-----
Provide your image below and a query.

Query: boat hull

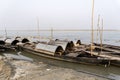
[20,46,110,66]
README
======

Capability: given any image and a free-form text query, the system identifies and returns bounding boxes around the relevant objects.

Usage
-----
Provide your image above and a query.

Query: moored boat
[18,41,110,66]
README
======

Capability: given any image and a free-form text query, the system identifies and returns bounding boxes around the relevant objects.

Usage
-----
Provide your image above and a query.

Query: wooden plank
[95,46,120,53]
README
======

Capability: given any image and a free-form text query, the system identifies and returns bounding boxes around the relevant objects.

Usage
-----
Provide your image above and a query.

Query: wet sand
[0,55,108,80]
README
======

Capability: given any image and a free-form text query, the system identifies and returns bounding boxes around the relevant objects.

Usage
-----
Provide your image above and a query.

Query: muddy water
[2,51,120,80]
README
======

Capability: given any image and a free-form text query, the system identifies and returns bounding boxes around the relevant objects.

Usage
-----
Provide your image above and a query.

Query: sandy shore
[0,55,108,80]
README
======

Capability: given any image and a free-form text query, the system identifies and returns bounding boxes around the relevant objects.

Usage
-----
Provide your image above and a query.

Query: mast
[100,18,103,53]
[91,0,95,55]
[5,27,7,39]
[51,27,53,40]
[96,14,100,43]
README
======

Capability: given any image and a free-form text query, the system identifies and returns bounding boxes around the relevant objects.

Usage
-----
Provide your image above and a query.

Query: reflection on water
[3,52,33,62]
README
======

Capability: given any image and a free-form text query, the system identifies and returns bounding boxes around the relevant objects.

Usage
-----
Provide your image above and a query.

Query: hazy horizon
[0,0,120,30]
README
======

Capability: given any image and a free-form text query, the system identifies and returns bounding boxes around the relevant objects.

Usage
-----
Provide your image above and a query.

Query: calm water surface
[0,30,120,46]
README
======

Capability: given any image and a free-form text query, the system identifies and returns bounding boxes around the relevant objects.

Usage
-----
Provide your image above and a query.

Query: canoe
[94,43,120,55]
[18,42,110,66]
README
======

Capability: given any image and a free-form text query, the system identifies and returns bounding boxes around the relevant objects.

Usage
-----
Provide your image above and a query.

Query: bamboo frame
[91,0,95,55]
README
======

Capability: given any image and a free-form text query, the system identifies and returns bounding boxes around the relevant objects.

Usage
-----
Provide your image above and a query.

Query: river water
[0,30,120,80]
[1,30,120,45]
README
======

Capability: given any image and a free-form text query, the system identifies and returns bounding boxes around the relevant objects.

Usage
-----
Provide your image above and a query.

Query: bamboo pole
[51,27,53,40]
[96,14,100,43]
[91,0,95,55]
[5,27,7,38]
[100,18,103,53]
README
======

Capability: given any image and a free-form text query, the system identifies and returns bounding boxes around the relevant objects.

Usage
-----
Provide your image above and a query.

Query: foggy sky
[0,0,120,30]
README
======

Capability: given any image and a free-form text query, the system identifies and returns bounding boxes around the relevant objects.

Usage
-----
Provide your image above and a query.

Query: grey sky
[0,0,120,30]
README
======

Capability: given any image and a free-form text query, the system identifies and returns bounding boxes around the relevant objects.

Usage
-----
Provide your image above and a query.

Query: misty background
[0,0,120,30]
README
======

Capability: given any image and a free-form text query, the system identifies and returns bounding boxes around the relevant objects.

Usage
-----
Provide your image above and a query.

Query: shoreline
[0,55,109,80]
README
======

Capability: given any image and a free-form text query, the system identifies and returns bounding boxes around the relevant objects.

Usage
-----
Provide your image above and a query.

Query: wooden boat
[0,44,17,51]
[1,37,119,67]
[0,39,14,51]
[84,43,120,67]
[0,37,27,51]
[18,42,110,66]
[94,43,120,55]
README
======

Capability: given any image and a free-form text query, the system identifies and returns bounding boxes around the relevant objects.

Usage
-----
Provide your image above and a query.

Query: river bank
[0,55,108,80]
